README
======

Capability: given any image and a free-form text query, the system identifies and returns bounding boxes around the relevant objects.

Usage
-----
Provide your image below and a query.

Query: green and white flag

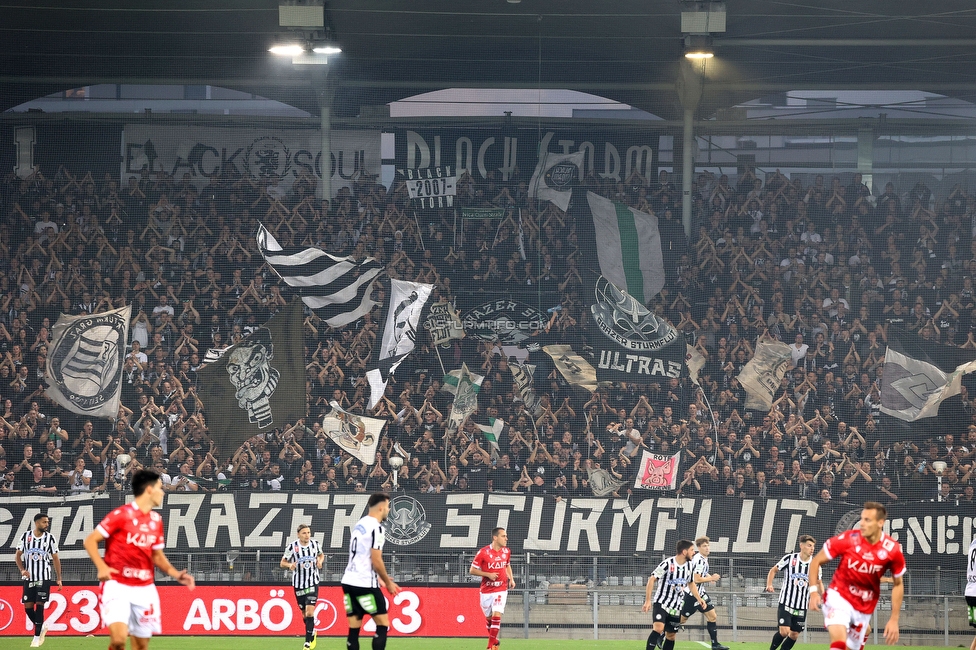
[445,363,484,433]
[475,417,506,453]
[584,191,666,303]
[441,366,485,396]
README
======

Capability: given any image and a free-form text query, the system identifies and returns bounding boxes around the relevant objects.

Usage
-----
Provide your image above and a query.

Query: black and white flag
[880,328,976,422]
[510,361,543,416]
[366,279,434,409]
[528,151,583,212]
[46,306,131,418]
[322,401,386,465]
[257,224,383,328]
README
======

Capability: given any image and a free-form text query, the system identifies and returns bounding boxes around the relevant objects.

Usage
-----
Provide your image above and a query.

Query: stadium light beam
[269,44,305,56]
[311,45,342,54]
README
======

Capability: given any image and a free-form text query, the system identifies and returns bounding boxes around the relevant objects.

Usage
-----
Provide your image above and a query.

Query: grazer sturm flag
[475,417,507,454]
[543,344,598,392]
[366,278,434,409]
[445,363,484,434]
[46,305,131,418]
[322,400,386,465]
[633,450,681,490]
[737,340,794,411]
[424,299,465,347]
[880,328,976,421]
[528,150,583,212]
[257,224,383,328]
[198,300,306,455]
[510,361,543,416]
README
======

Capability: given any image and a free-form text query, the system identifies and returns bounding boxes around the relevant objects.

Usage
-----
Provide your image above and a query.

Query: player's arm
[506,562,515,589]
[83,528,118,582]
[316,551,324,570]
[688,574,707,608]
[14,542,28,579]
[765,564,779,593]
[52,551,63,588]
[152,549,195,589]
[806,548,830,610]
[884,575,903,645]
[371,548,400,596]
[469,554,498,581]
[280,547,296,571]
[641,575,657,613]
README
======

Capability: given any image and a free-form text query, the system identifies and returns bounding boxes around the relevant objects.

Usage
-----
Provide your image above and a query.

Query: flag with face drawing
[321,400,386,465]
[633,450,681,490]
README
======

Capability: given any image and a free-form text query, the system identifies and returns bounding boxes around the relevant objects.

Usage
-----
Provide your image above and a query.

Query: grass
[20,639,966,650]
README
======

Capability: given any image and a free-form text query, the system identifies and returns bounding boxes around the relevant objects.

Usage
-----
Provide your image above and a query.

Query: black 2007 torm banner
[0,495,969,569]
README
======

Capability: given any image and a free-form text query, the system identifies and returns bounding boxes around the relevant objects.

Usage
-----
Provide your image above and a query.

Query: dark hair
[799,534,816,545]
[676,539,695,555]
[367,492,390,509]
[132,469,161,496]
[297,524,310,534]
[34,512,48,522]
[492,527,506,538]
[863,501,887,520]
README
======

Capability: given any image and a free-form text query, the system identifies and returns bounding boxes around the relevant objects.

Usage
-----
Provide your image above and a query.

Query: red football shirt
[823,529,906,614]
[471,545,511,594]
[95,502,165,586]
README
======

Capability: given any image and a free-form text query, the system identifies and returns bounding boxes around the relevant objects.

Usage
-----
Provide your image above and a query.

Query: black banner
[396,127,660,183]
[0,494,970,569]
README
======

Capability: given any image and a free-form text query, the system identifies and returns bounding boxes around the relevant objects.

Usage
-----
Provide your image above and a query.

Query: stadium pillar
[857,127,874,193]
[676,59,703,239]
[317,78,337,204]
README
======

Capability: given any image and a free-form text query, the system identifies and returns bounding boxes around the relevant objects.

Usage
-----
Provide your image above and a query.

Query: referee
[642,540,705,650]
[765,534,821,650]
[280,524,324,650]
[15,513,62,648]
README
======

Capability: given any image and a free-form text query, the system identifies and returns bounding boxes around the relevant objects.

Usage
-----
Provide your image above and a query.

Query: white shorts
[479,591,508,617]
[100,581,162,638]
[822,588,872,650]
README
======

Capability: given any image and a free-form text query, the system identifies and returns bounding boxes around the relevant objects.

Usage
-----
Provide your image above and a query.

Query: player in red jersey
[469,527,515,650]
[808,501,905,650]
[84,470,195,650]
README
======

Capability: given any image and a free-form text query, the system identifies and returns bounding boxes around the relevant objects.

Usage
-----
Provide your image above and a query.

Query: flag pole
[433,343,448,377]
[412,210,426,250]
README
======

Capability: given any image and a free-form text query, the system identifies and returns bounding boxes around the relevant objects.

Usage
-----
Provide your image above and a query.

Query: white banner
[121,125,381,192]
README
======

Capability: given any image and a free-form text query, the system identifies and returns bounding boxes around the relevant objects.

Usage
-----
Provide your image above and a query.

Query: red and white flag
[633,450,681,490]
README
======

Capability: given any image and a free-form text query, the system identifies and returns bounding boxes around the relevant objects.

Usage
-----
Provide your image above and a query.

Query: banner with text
[122,125,380,191]
[0,495,969,567]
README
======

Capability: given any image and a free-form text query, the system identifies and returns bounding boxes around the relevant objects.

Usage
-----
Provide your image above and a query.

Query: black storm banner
[1,495,969,570]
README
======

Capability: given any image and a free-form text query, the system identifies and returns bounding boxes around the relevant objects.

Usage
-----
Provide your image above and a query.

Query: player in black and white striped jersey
[680,536,729,650]
[642,540,705,650]
[280,524,324,650]
[15,513,62,648]
[766,534,821,650]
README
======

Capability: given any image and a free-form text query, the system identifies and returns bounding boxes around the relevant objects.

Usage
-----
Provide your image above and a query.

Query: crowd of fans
[0,158,974,506]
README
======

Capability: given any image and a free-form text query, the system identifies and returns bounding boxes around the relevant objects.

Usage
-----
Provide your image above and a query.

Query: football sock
[770,631,785,650]
[647,630,661,650]
[831,641,847,650]
[372,624,388,650]
[707,621,719,644]
[663,637,675,650]
[488,614,501,647]
[780,637,797,650]
[304,616,315,643]
[26,606,42,636]
[346,626,361,650]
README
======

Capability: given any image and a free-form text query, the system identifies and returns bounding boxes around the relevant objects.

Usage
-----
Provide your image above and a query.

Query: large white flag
[528,151,583,212]
[366,279,434,409]
[46,306,131,418]
[584,191,666,303]
[737,340,794,411]
[322,401,386,465]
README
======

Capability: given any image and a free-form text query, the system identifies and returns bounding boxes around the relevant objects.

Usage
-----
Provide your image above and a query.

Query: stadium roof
[4,1,976,120]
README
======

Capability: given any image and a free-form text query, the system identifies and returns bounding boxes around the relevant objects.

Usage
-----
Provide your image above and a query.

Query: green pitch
[21,639,962,650]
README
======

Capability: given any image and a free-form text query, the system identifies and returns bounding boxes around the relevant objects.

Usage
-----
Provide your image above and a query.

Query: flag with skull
[198,299,306,454]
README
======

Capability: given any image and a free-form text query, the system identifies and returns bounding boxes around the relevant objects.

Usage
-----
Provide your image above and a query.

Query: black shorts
[293,585,319,609]
[22,580,51,604]
[652,603,683,633]
[966,595,976,628]
[342,584,387,619]
[681,592,714,618]
[777,603,807,633]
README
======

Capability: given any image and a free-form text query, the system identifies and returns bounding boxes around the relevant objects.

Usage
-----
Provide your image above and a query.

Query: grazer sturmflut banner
[122,125,380,192]
[2,494,968,567]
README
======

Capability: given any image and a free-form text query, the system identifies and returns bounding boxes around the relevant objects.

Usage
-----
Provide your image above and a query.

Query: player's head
[676,539,696,559]
[695,535,710,557]
[132,469,163,506]
[33,512,49,532]
[297,523,311,542]
[798,534,816,557]
[859,501,887,539]
[367,492,391,521]
[491,527,508,548]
